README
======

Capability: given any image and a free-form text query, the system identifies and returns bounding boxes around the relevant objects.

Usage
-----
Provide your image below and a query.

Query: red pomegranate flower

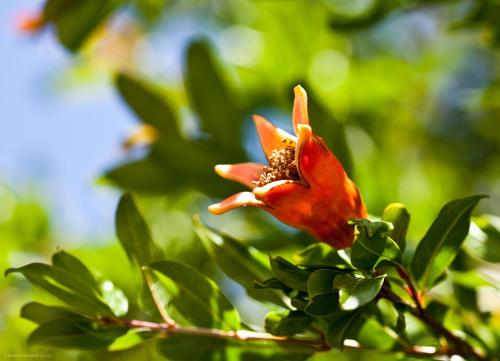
[209,86,367,249]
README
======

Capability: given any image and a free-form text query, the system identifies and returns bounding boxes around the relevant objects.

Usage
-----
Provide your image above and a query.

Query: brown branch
[386,266,491,361]
[96,316,454,358]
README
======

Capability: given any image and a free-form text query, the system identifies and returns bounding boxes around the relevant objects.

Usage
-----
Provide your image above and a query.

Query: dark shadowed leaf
[411,195,486,291]
[51,250,98,291]
[270,256,311,292]
[265,310,312,336]
[326,311,364,350]
[147,260,240,330]
[157,333,314,361]
[115,73,180,136]
[334,274,386,311]
[21,302,87,324]
[193,217,287,307]
[115,193,164,267]
[27,319,126,349]
[293,243,352,269]
[43,0,121,52]
[304,269,340,317]
[185,40,243,152]
[5,263,111,316]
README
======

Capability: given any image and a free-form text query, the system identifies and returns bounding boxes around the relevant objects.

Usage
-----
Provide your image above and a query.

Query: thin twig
[97,316,449,357]
[142,267,176,327]
[390,266,490,361]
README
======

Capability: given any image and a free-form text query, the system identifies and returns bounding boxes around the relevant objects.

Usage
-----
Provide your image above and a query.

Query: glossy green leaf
[147,260,240,330]
[193,217,287,307]
[265,310,312,336]
[334,274,386,311]
[28,319,126,349]
[350,219,401,270]
[115,73,180,137]
[100,280,129,317]
[469,215,500,263]
[304,269,340,317]
[293,243,352,269]
[104,159,174,194]
[411,195,486,291]
[5,262,111,316]
[326,311,364,350]
[43,0,122,52]
[115,193,164,267]
[20,302,87,324]
[157,333,313,361]
[185,40,242,152]
[51,250,98,291]
[270,256,311,292]
[382,203,410,252]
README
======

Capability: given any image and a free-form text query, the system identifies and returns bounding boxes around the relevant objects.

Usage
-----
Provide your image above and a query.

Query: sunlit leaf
[193,217,287,307]
[115,193,164,267]
[147,260,240,330]
[265,310,312,336]
[334,274,386,311]
[270,256,311,292]
[411,195,487,291]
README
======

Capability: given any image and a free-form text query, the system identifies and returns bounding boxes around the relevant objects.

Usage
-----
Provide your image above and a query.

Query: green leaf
[293,243,352,269]
[265,310,312,336]
[185,40,242,152]
[115,73,180,137]
[254,278,290,291]
[100,280,129,317]
[20,302,87,324]
[107,329,154,351]
[469,215,500,263]
[43,0,122,52]
[51,250,98,291]
[157,334,314,361]
[304,269,340,317]
[270,256,311,292]
[326,311,364,350]
[28,319,126,349]
[350,219,401,269]
[5,262,111,316]
[147,260,240,330]
[411,195,487,291]
[115,193,164,267]
[193,217,287,307]
[334,274,386,311]
[382,203,410,252]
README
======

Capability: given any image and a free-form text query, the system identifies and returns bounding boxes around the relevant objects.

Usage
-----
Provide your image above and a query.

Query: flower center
[254,147,300,186]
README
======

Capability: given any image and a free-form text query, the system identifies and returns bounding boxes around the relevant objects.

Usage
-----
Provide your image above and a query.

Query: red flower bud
[209,86,367,249]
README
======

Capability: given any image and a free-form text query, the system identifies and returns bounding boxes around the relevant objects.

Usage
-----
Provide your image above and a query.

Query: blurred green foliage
[3,0,500,360]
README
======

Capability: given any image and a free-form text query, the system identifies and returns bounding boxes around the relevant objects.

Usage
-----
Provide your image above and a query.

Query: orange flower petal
[215,163,264,189]
[253,181,308,218]
[293,85,310,134]
[208,192,265,215]
[253,114,295,158]
[296,125,345,189]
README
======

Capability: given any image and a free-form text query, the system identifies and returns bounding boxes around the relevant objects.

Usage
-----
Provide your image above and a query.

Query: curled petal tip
[208,192,265,215]
[214,163,264,189]
[253,114,295,157]
[293,85,310,133]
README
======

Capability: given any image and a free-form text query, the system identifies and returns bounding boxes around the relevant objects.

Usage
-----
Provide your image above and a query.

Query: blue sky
[1,1,135,242]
